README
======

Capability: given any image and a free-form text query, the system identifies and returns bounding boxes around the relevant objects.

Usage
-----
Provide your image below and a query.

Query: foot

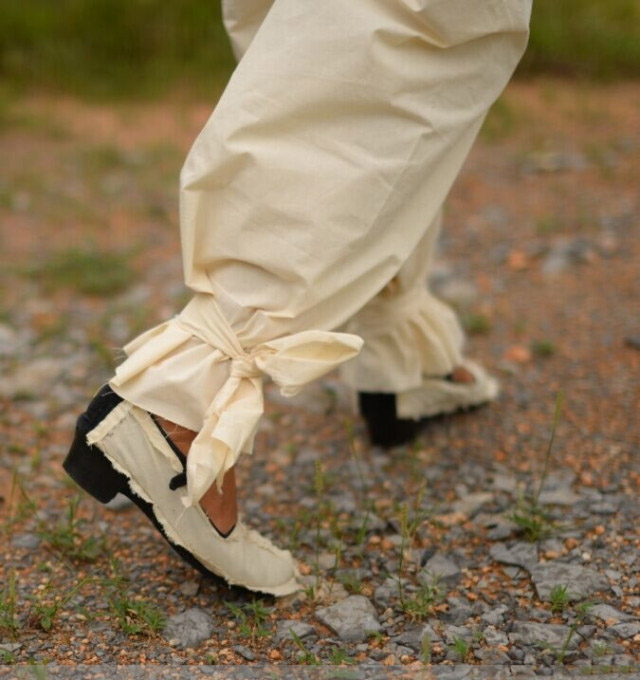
[447,365,476,384]
[154,417,237,537]
[359,360,498,448]
[64,385,301,595]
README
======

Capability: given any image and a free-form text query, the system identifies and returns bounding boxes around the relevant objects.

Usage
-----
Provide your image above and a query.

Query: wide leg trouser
[110,0,532,504]
[222,0,467,398]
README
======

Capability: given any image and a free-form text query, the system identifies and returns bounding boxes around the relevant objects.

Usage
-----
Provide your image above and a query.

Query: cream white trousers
[110,0,531,504]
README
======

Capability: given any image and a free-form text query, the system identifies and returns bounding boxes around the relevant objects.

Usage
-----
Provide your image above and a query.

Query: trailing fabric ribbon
[112,293,363,506]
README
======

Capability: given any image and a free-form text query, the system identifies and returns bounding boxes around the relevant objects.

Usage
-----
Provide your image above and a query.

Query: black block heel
[63,384,128,504]
[63,426,128,503]
[358,392,421,448]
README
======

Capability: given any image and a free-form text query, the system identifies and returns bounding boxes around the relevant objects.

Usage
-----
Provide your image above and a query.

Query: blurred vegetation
[0,0,235,98]
[520,0,640,79]
[0,0,639,99]
[28,248,136,296]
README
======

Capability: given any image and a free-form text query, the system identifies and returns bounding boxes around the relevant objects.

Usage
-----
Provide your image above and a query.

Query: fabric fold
[342,286,464,394]
[112,293,363,505]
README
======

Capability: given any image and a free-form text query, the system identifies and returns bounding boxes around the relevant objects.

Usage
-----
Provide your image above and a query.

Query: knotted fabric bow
[111,294,363,506]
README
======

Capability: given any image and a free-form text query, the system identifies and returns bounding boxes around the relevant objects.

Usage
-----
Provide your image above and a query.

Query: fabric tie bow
[112,294,363,506]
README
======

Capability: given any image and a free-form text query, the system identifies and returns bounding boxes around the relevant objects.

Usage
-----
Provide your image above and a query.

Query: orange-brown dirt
[0,80,638,666]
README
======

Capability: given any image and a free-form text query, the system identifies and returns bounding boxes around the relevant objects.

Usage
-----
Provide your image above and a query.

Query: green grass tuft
[109,595,166,637]
[30,247,135,296]
[462,313,492,336]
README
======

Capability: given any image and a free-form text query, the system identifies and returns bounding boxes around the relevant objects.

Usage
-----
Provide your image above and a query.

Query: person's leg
[343,210,499,446]
[67,0,532,593]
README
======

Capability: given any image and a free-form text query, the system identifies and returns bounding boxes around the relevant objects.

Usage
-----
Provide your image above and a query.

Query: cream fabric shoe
[360,360,499,447]
[64,386,301,597]
[396,360,499,420]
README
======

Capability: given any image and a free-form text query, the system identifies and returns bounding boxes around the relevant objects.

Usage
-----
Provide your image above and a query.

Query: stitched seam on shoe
[86,401,133,446]
[90,409,300,593]
[90,414,289,584]
[129,407,184,474]
[91,434,235,578]
[120,408,241,546]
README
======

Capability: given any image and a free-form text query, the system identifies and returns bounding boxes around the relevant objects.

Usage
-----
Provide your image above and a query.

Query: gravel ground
[0,81,639,674]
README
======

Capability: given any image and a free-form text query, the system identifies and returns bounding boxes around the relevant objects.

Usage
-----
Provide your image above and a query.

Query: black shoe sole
[63,385,223,584]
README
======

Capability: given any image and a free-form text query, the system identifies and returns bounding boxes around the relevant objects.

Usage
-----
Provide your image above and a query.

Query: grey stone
[525,150,588,174]
[625,335,640,350]
[502,566,523,580]
[481,605,509,626]
[530,608,552,622]
[233,645,255,661]
[331,493,356,514]
[373,578,401,608]
[0,324,28,358]
[541,470,576,491]
[443,598,473,626]
[276,620,315,643]
[529,562,610,601]
[491,473,518,494]
[542,237,597,275]
[178,580,199,598]
[486,521,518,541]
[420,622,442,645]
[388,642,414,658]
[104,493,134,511]
[591,501,619,515]
[611,622,640,639]
[164,608,215,648]
[590,604,635,624]
[452,492,493,518]
[0,358,64,398]
[294,448,320,464]
[475,512,519,541]
[421,553,461,584]
[391,627,425,653]
[490,542,538,570]
[474,648,511,665]
[316,552,337,570]
[11,533,41,550]
[443,625,473,644]
[434,278,479,310]
[537,488,580,506]
[576,625,597,639]
[350,512,386,534]
[510,622,578,650]
[508,647,524,662]
[539,538,565,555]
[482,626,508,647]
[315,595,382,642]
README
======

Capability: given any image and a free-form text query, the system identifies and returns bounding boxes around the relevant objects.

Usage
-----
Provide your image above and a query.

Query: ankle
[154,417,197,456]
[447,365,476,384]
[153,415,238,535]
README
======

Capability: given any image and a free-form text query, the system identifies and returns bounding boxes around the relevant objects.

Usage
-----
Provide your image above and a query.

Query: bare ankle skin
[449,365,476,384]
[155,417,238,536]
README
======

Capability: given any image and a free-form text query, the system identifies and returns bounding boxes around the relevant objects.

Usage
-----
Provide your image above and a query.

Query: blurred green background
[1,0,639,99]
